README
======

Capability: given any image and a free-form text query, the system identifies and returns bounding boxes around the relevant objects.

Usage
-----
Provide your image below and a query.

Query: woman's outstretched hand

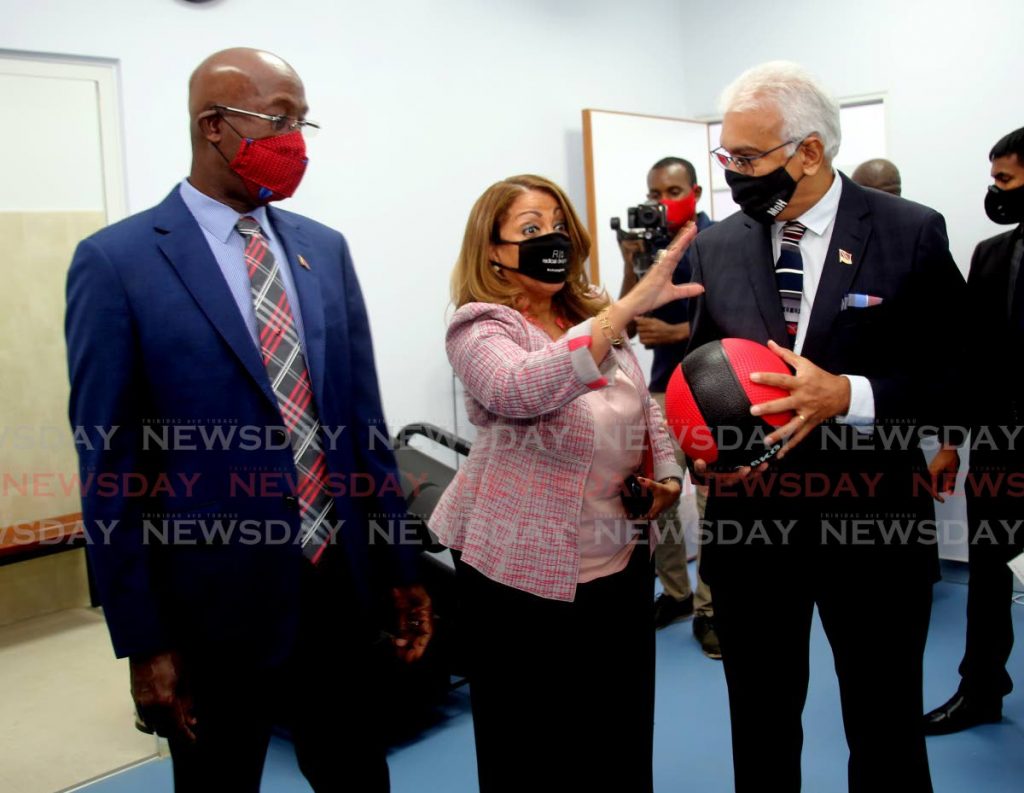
[620,222,703,317]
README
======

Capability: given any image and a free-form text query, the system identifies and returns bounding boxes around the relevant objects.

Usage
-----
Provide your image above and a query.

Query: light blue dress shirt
[178,179,308,354]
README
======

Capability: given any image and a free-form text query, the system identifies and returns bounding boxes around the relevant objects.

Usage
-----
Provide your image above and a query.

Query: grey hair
[718,61,841,161]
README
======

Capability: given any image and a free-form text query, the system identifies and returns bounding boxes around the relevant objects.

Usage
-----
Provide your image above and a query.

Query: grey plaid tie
[237,216,335,563]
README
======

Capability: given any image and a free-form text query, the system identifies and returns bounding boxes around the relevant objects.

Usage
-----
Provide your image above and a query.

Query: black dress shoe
[923,691,1002,735]
[653,593,694,629]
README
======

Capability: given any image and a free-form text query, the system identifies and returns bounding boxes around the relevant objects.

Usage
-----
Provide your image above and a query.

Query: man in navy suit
[686,62,965,792]
[66,48,432,792]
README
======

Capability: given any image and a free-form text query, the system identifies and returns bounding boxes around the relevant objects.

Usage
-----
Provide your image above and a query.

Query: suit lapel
[800,175,871,363]
[268,208,327,412]
[990,231,1020,288]
[153,191,278,408]
[992,231,1022,320]
[741,216,790,346]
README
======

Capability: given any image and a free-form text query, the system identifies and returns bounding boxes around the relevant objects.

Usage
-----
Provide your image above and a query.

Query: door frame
[0,50,126,222]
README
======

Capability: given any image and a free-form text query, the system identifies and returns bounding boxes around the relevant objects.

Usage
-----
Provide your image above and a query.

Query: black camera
[610,200,673,278]
[628,201,666,230]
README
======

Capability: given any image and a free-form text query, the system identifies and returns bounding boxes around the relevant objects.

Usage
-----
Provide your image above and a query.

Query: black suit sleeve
[686,238,721,355]
[966,233,1020,434]
[869,211,968,431]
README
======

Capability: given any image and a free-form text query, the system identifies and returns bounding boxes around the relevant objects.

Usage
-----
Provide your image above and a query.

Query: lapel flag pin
[298,255,311,271]
[839,249,853,265]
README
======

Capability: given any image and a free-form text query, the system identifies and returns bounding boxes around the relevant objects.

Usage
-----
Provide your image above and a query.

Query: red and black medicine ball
[665,338,794,469]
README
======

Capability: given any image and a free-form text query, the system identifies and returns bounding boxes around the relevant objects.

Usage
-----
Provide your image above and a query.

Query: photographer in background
[617,157,718,656]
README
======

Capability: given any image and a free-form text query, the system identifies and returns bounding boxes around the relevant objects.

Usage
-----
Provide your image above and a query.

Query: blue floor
[81,562,1024,792]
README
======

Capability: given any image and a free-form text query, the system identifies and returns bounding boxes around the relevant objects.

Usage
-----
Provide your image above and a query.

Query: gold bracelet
[596,307,623,347]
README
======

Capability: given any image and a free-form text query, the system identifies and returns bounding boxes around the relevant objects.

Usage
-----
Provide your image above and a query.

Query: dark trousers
[455,547,655,793]
[712,543,933,793]
[959,472,1024,701]
[167,549,389,793]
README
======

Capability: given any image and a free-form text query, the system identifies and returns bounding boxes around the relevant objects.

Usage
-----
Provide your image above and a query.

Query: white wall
[681,0,1024,274]
[1,0,692,438]
[6,0,1018,441]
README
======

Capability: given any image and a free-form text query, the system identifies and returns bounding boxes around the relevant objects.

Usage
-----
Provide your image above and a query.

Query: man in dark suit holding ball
[685,61,965,793]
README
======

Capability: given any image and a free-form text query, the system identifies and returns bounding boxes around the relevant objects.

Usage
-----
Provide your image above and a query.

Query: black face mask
[985,184,1024,226]
[724,162,802,225]
[491,232,573,284]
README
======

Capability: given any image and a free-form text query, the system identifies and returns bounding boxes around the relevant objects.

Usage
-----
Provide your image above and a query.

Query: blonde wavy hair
[450,174,609,322]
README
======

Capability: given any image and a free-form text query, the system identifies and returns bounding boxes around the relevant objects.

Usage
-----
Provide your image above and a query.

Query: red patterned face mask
[228,130,308,204]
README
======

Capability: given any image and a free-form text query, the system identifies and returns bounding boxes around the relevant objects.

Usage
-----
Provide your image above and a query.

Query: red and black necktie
[237,216,334,564]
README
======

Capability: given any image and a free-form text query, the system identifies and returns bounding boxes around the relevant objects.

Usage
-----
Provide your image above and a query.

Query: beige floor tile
[0,608,158,793]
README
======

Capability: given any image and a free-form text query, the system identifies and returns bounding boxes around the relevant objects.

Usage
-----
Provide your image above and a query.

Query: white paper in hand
[1008,552,1024,587]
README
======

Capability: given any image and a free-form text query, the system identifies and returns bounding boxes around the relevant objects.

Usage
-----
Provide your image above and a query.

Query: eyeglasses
[710,138,799,175]
[211,104,320,137]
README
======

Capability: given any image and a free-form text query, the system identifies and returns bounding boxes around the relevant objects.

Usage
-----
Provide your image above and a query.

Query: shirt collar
[775,169,842,237]
[178,178,271,244]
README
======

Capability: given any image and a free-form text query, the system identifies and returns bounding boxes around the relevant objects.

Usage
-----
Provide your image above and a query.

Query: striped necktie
[236,216,335,564]
[776,220,808,343]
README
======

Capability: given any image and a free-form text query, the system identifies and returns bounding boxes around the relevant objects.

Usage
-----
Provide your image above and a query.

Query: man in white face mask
[686,60,966,793]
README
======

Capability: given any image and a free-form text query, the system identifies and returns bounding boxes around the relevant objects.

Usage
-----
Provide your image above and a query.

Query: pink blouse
[577,370,646,583]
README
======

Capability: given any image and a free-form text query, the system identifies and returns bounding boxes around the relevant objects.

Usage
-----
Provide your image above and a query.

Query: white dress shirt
[770,173,874,429]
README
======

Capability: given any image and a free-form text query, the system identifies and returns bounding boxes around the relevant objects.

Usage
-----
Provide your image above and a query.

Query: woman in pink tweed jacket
[429,174,702,793]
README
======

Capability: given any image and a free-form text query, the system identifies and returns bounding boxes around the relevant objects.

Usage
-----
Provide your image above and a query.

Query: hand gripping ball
[665,338,794,469]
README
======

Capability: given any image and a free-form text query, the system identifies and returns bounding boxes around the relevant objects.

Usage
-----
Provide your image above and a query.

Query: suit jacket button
[272,429,288,445]
[283,494,298,510]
